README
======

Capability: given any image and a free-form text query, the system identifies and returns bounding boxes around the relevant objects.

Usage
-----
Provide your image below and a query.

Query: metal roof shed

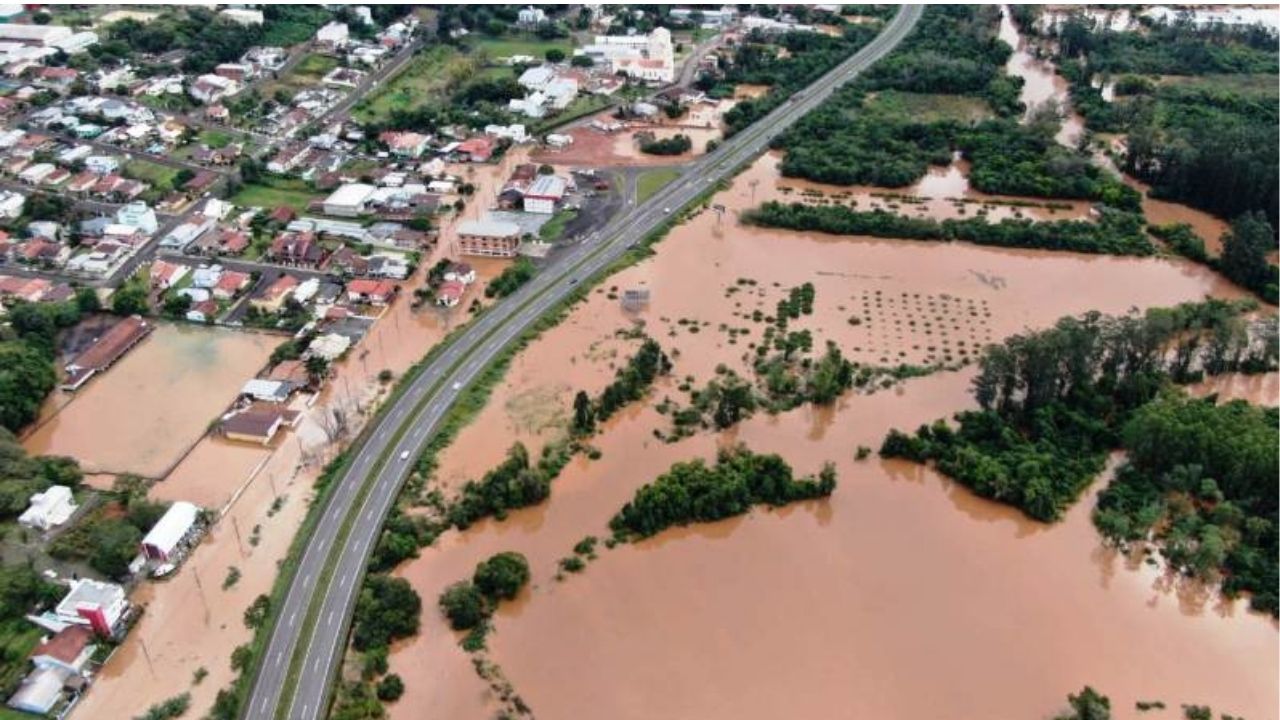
[140,501,199,562]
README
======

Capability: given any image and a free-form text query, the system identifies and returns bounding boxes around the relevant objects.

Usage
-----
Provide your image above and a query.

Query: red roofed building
[436,279,465,308]
[345,278,396,305]
[213,270,251,299]
[268,231,325,268]
[252,274,299,312]
[63,316,153,390]
[30,625,95,676]
[454,137,494,163]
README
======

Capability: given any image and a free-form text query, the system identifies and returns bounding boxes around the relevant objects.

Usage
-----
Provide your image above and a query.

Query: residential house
[252,274,300,312]
[268,231,326,267]
[213,270,251,300]
[436,279,465,308]
[316,22,350,49]
[18,486,77,532]
[189,74,241,104]
[149,259,189,289]
[345,278,396,305]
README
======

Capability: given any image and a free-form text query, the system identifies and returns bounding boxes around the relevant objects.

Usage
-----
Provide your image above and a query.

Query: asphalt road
[244,7,923,720]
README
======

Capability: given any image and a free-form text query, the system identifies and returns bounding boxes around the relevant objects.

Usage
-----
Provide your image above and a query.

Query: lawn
[864,91,994,123]
[271,53,339,97]
[0,619,42,696]
[355,45,478,123]
[531,94,616,134]
[125,159,180,190]
[199,129,235,149]
[538,209,578,242]
[636,168,681,204]
[232,179,318,212]
[471,36,573,61]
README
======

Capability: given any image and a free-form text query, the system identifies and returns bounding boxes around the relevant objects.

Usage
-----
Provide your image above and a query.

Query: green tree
[111,285,149,316]
[545,48,565,63]
[1055,686,1111,720]
[472,551,530,601]
[90,519,143,578]
[352,574,421,651]
[572,390,595,435]
[376,674,404,702]
[0,342,57,432]
[438,581,487,631]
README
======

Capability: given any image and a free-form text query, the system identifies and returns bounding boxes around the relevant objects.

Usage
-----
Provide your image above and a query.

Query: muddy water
[387,151,1270,720]
[22,324,275,477]
[74,152,534,718]
[772,151,1094,223]
[998,5,1085,147]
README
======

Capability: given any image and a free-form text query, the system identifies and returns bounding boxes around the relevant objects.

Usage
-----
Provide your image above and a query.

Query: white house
[18,486,77,531]
[18,163,55,185]
[84,155,120,175]
[219,8,264,25]
[116,202,158,235]
[508,92,548,118]
[517,6,546,28]
[316,22,350,48]
[518,65,556,92]
[0,189,24,219]
[189,74,240,104]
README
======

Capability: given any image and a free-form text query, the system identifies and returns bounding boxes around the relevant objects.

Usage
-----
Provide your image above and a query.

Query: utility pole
[192,566,211,627]
[138,636,157,678]
[231,516,247,558]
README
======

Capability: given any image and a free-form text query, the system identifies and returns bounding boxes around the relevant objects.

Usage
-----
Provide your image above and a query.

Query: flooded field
[22,324,276,477]
[534,111,724,167]
[999,5,1086,147]
[385,149,1270,720]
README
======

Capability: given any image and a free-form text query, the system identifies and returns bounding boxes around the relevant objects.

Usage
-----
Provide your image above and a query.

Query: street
[241,6,924,720]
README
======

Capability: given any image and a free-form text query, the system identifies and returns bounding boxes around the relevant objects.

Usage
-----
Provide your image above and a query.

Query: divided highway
[244,6,923,719]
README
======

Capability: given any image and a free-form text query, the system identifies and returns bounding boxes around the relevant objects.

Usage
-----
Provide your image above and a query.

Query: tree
[90,519,143,578]
[305,355,329,383]
[162,293,192,319]
[438,581,487,631]
[545,48,565,63]
[570,55,594,68]
[376,674,404,702]
[352,575,421,650]
[1219,212,1278,303]
[572,391,595,435]
[111,285,149,316]
[1054,686,1111,720]
[472,551,529,601]
[74,287,101,313]
[0,342,57,432]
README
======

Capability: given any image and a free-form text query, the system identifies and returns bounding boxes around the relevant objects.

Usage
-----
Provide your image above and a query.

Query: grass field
[531,94,616,134]
[355,45,478,123]
[231,178,318,212]
[199,129,235,148]
[125,159,180,190]
[471,36,573,61]
[1155,73,1278,97]
[636,168,681,204]
[0,619,42,699]
[272,54,339,97]
[539,209,578,242]
[864,91,994,122]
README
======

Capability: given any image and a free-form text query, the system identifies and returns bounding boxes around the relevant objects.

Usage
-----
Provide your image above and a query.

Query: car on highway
[399,450,410,461]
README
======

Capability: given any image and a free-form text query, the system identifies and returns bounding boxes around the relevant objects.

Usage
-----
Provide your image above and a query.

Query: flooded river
[386,151,1272,720]
[998,5,1085,147]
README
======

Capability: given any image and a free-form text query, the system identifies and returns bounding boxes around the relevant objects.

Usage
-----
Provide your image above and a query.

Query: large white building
[523,174,568,214]
[578,28,674,83]
[323,183,376,217]
[116,202,158,235]
[18,486,77,531]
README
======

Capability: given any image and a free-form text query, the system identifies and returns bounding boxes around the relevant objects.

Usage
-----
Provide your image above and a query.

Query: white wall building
[316,22,350,48]
[580,27,674,83]
[18,486,77,531]
[523,174,567,214]
[323,183,376,217]
[116,202,158,235]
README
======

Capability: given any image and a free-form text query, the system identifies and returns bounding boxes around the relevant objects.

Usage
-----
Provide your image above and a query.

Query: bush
[472,552,530,601]
[352,575,421,651]
[438,581,487,631]
[376,674,405,702]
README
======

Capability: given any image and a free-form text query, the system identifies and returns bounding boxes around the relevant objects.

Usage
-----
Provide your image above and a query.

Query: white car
[399,450,410,461]
[663,207,671,214]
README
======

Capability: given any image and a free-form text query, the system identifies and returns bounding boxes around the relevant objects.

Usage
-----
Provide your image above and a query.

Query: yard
[270,53,339,98]
[469,36,574,61]
[231,178,318,213]
[636,167,681,204]
[354,45,478,123]
[531,94,616,134]
[198,129,235,149]
[538,208,578,242]
[124,159,180,191]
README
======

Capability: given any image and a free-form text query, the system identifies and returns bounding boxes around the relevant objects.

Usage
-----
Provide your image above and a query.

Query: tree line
[743,201,1155,256]
[880,300,1275,521]
[1150,214,1280,304]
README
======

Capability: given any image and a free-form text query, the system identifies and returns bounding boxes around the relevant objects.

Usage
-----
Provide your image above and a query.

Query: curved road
[244,7,922,720]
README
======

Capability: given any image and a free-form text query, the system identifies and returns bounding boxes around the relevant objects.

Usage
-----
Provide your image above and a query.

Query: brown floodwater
[22,324,276,477]
[998,6,1086,147]
[386,151,1270,720]
[771,151,1093,223]
[74,151,535,719]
